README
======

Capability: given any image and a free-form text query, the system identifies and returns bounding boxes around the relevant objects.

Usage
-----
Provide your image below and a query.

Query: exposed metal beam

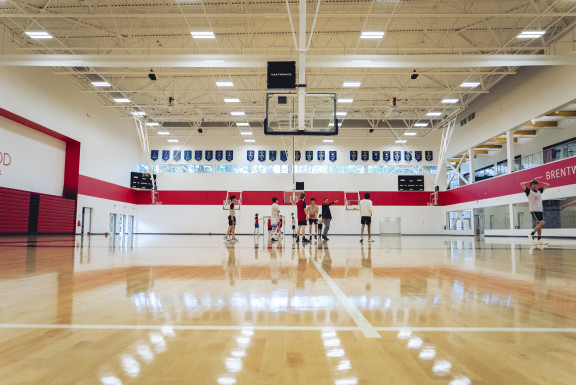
[2,54,576,68]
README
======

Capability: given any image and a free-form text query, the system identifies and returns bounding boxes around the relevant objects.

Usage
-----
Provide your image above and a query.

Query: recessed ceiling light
[442,99,459,104]
[517,30,546,39]
[131,111,146,116]
[427,112,442,116]
[336,112,347,116]
[404,132,417,136]
[395,139,407,143]
[205,60,224,63]
[25,31,53,39]
[168,139,179,142]
[414,122,428,127]
[91,81,110,87]
[224,98,240,103]
[352,60,371,63]
[323,139,334,143]
[343,82,361,87]
[113,98,131,103]
[460,82,480,87]
[191,31,215,39]
[240,132,253,136]
[231,111,245,116]
[338,99,353,103]
[328,122,334,127]
[157,131,170,135]
[244,139,255,143]
[361,31,385,39]
[146,122,160,127]
[216,81,234,87]
[236,122,250,127]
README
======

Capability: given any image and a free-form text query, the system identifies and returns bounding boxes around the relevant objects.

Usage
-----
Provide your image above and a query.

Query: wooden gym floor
[0,234,575,385]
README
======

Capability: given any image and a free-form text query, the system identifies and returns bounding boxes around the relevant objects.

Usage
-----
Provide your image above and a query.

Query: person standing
[359,193,374,243]
[307,198,320,239]
[271,197,281,241]
[317,215,323,239]
[291,213,296,238]
[521,179,550,245]
[295,192,310,242]
[254,213,259,236]
[321,198,338,241]
[225,195,237,242]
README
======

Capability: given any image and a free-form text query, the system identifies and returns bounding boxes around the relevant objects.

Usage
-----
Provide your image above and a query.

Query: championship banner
[318,151,325,162]
[372,151,380,162]
[173,150,181,161]
[162,150,170,161]
[205,150,213,161]
[295,150,301,161]
[415,151,422,162]
[226,150,233,162]
[215,150,223,161]
[247,150,255,162]
[195,150,202,161]
[329,151,337,162]
[151,150,158,161]
[305,150,313,162]
[361,150,369,162]
[393,150,401,162]
[258,150,266,162]
[350,151,358,162]
[269,150,277,161]
[425,151,433,162]
[383,151,391,162]
[184,150,192,161]
[280,151,288,162]
[404,151,413,162]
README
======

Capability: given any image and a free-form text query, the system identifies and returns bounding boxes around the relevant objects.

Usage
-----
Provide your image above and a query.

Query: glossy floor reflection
[0,234,575,384]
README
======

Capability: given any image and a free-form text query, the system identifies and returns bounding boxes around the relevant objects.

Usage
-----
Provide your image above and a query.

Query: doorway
[81,207,93,235]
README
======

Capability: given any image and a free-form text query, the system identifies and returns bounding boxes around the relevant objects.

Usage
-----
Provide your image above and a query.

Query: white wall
[0,115,65,195]
[447,65,576,158]
[77,195,137,234]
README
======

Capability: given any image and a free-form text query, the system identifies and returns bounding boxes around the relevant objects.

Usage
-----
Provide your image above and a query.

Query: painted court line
[0,324,574,333]
[310,257,381,339]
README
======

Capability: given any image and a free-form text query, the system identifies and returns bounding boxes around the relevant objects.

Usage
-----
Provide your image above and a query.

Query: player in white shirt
[358,193,374,243]
[520,179,550,245]
[270,197,281,241]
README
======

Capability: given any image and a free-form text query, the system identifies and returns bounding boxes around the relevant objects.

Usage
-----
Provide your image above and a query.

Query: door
[81,207,92,235]
[109,214,117,234]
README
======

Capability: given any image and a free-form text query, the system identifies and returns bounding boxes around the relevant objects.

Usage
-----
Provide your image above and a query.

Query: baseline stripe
[310,257,381,338]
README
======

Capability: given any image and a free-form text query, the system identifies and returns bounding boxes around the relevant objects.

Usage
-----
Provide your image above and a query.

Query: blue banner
[350,151,358,162]
[415,151,422,162]
[404,151,412,162]
[151,150,158,161]
[295,151,301,161]
[425,150,433,162]
[383,151,390,162]
[318,151,325,162]
[361,151,369,162]
[305,150,313,162]
[258,150,266,162]
[269,150,277,161]
[173,150,181,161]
[393,151,401,162]
[205,150,213,161]
[329,151,337,162]
[226,150,233,162]
[247,150,255,162]
[162,150,170,161]
[215,150,223,161]
[280,151,288,162]
[372,151,380,162]
[184,150,192,161]
[195,150,202,161]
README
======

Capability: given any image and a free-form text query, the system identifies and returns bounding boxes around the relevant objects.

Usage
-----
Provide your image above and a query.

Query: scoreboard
[130,172,156,189]
[398,175,424,191]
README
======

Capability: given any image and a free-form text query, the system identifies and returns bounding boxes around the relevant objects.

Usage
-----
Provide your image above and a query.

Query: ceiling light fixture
[404,132,417,136]
[240,132,253,136]
[395,139,407,143]
[361,31,385,39]
[460,82,480,87]
[216,81,234,87]
[244,139,255,143]
[442,99,459,104]
[224,98,240,103]
[338,99,353,103]
[113,98,131,103]
[131,111,146,117]
[91,81,110,87]
[427,112,442,116]
[191,31,215,39]
[167,139,179,143]
[146,122,160,127]
[157,131,170,135]
[343,82,361,87]
[25,31,53,39]
[517,30,546,39]
[336,112,347,116]
[231,111,245,116]
[414,122,428,127]
[236,122,250,127]
[323,139,334,143]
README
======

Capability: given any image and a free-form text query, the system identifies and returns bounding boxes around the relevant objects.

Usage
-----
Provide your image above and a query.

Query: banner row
[151,150,434,162]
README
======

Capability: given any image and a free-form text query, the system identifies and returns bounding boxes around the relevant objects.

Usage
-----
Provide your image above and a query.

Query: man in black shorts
[359,193,374,243]
[521,179,550,245]
[225,195,237,242]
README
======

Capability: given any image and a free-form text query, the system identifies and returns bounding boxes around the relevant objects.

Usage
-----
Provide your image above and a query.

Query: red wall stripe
[78,174,138,203]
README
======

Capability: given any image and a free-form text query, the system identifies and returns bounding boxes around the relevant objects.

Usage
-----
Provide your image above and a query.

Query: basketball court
[1,1,576,385]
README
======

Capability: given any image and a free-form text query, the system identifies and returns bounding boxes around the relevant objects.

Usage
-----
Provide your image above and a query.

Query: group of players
[225,192,378,243]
